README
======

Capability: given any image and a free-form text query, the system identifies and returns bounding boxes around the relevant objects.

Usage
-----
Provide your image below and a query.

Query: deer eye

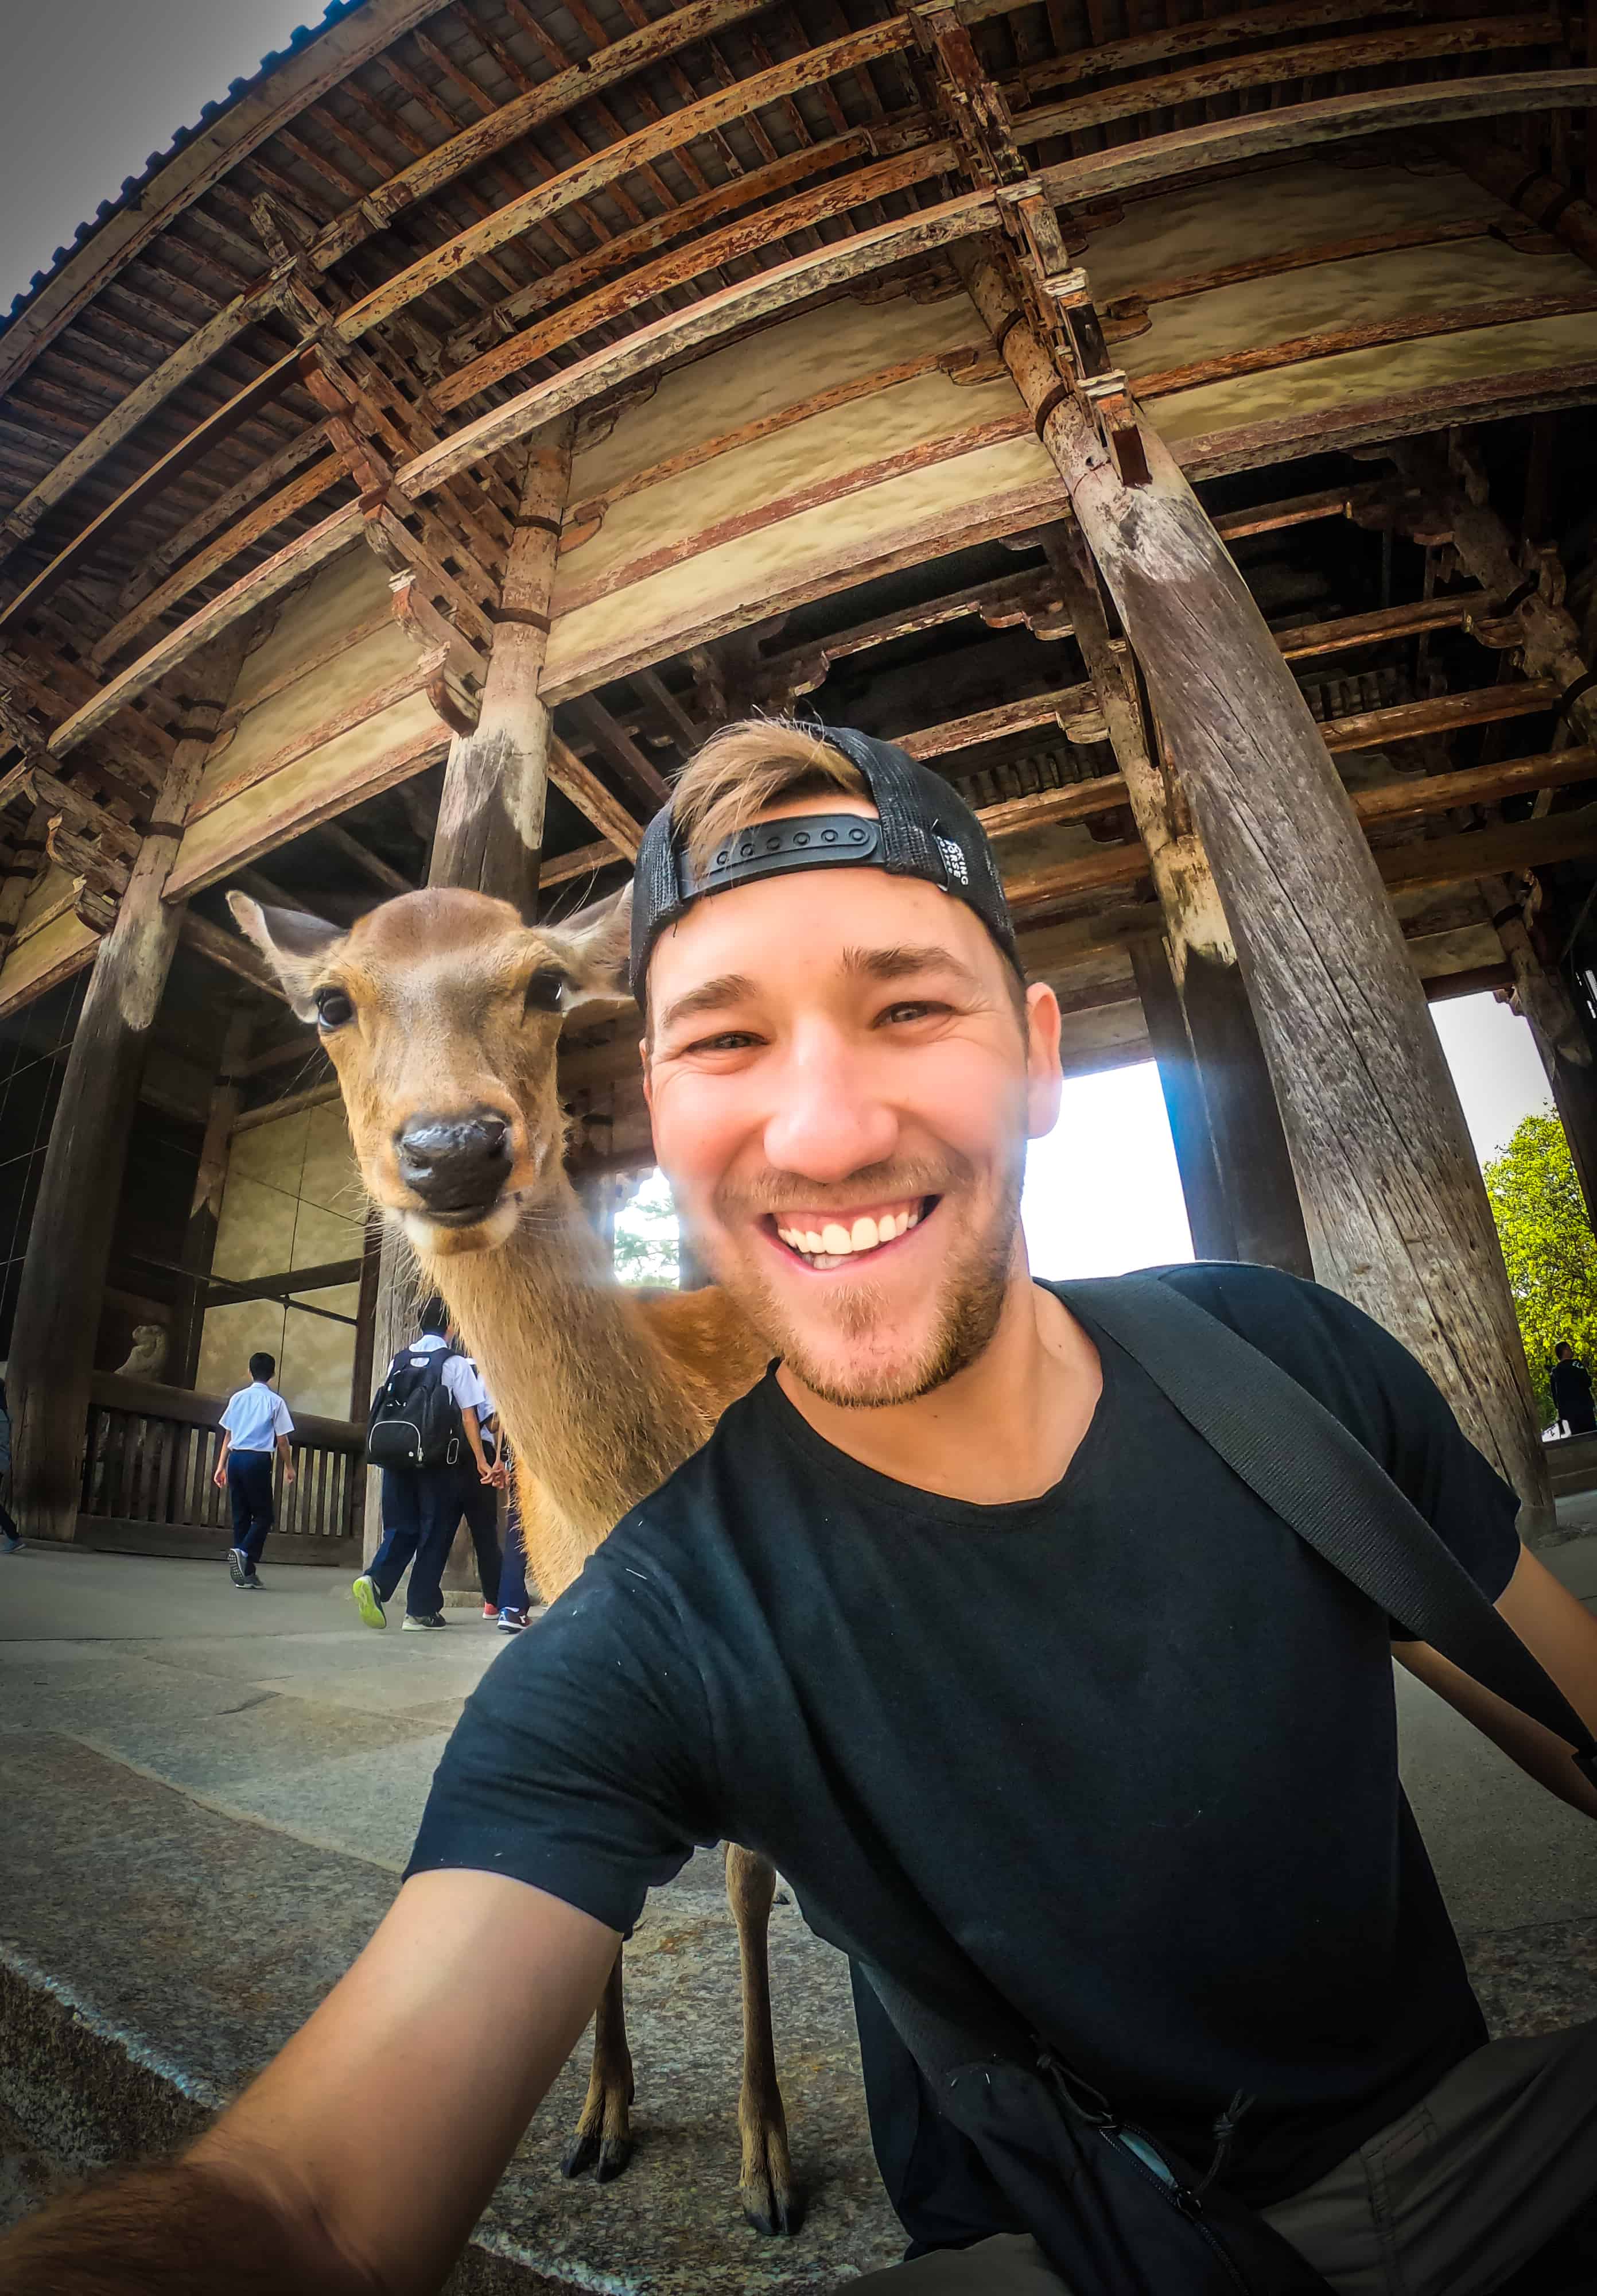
[315,986,354,1030]
[523,968,568,1015]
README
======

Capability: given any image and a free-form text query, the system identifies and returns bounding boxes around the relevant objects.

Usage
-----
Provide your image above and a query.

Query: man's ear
[553,883,634,1011]
[228,892,346,1021]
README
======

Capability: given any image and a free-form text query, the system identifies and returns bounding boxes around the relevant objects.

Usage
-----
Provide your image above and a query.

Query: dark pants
[226,1452,275,1568]
[498,1464,529,1614]
[457,1453,502,1607]
[370,1466,459,1619]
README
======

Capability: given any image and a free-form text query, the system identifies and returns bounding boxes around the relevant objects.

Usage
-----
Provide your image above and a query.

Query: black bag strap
[1063,1274,1597,1786]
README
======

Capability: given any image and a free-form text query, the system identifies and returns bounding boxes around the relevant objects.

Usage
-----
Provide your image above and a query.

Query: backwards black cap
[629,724,1019,1002]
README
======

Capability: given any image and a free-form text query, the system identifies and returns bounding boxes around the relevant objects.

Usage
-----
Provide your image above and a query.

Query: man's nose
[394,1106,513,1214]
[760,1044,898,1181]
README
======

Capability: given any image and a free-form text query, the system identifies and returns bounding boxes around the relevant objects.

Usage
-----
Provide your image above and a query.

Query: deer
[228,882,798,2235]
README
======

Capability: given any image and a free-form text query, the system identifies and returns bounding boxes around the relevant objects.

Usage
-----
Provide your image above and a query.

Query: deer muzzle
[394,1106,515,1225]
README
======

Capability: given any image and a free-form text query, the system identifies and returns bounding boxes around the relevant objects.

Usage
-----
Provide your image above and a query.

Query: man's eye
[879,1000,944,1026]
[523,968,568,1015]
[686,1030,760,1054]
[315,987,353,1030]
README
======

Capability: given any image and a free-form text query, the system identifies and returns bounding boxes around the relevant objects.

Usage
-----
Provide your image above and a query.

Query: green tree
[1483,1111,1597,1425]
[611,1168,680,1288]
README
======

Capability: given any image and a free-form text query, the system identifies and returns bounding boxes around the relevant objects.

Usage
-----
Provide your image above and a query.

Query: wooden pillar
[10,628,250,1541]
[173,1002,252,1386]
[958,239,1554,1533]
[428,418,574,910]
[1128,934,1236,1262]
[1046,522,1311,1276]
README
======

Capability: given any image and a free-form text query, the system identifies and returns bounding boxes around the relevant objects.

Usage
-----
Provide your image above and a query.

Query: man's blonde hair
[670,718,868,870]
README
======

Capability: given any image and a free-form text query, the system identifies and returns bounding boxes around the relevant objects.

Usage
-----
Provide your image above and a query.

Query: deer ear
[556,883,634,1009]
[228,892,346,1021]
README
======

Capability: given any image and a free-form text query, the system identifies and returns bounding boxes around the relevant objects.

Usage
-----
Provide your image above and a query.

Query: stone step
[0,1733,899,2290]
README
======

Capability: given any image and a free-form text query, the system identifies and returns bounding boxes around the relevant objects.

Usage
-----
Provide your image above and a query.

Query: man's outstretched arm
[1396,1543,1597,1818]
[0,1868,620,2296]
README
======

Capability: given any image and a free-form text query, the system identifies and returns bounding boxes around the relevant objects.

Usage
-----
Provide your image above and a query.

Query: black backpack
[366,1343,464,1471]
[853,1273,1597,2296]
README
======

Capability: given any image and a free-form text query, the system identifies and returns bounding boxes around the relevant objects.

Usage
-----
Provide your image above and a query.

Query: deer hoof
[594,2135,635,2183]
[740,2138,801,2236]
[561,2130,602,2179]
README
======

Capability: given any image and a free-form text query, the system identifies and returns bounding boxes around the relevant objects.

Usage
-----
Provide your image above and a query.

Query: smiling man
[6,721,1597,2296]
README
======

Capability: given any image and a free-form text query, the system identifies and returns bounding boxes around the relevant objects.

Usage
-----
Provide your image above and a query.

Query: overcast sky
[0,0,317,313]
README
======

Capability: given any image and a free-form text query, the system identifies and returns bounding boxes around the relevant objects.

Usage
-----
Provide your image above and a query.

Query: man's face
[643,802,1063,1407]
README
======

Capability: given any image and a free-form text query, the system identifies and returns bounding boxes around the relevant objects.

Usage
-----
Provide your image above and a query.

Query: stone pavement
[3,1527,1597,2290]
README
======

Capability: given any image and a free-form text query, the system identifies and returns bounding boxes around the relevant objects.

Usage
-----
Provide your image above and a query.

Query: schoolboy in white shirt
[213,1350,295,1589]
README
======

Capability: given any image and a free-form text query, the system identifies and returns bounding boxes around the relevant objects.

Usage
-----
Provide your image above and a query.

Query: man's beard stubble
[706,1147,1027,1410]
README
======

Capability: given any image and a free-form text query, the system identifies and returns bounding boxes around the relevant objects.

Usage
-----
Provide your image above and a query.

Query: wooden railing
[79,1374,365,1558]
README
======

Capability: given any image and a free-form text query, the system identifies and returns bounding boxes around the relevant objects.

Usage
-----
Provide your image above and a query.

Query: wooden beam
[434,142,955,408]
[549,735,646,857]
[566,695,672,812]
[0,348,304,633]
[1035,71,1597,201]
[541,837,627,887]
[430,420,573,911]
[1273,595,1472,661]
[1011,0,1443,91]
[1354,744,1597,823]
[318,821,412,895]
[898,684,1105,759]
[1320,679,1560,753]
[333,17,918,342]
[49,191,1000,751]
[1377,809,1597,894]
[977,774,1126,836]
[1136,291,1597,405]
[312,0,784,268]
[1019,16,1560,142]
[178,908,289,1000]
[1120,213,1545,315]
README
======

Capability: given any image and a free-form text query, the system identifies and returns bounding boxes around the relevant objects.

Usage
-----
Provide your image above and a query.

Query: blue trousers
[370,1467,460,1619]
[227,1452,275,1568]
[457,1460,502,1607]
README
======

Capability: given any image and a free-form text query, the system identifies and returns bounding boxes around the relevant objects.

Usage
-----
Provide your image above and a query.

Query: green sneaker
[352,1573,386,1630]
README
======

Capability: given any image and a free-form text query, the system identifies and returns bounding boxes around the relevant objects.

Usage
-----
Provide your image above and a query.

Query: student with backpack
[353,1297,495,1631]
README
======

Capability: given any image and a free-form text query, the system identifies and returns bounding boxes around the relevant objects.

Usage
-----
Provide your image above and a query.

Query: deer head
[229,885,632,1257]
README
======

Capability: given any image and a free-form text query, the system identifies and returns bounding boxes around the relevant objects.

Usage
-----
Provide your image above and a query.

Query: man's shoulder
[594,1380,776,1568]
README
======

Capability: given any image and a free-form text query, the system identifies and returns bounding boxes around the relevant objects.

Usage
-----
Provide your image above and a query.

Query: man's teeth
[776,1206,922,1261]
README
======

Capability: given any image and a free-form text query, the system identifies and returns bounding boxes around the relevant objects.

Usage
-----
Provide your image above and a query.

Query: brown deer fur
[228,883,795,2233]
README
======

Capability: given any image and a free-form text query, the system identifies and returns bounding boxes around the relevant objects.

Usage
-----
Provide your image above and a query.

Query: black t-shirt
[1551,1358,1594,1416]
[407,1264,1521,2210]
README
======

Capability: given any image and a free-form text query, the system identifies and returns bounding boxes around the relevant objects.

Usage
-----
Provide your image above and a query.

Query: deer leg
[726,1841,799,2236]
[561,1949,635,2183]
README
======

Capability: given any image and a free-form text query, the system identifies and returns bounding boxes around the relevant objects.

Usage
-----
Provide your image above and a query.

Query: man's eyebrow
[657,973,759,1034]
[842,944,985,990]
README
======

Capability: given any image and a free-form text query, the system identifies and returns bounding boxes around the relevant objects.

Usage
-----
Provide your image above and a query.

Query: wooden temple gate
[2,0,1596,1544]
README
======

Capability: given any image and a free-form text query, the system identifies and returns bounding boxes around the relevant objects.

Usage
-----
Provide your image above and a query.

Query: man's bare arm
[0,1870,619,2296]
[1395,1543,1597,1818]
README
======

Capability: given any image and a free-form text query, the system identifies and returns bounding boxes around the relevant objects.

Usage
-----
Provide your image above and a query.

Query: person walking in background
[453,1348,504,1620]
[353,1298,494,1632]
[213,1351,295,1588]
[0,1377,22,1553]
[495,1441,529,1632]
[1551,1340,1597,1436]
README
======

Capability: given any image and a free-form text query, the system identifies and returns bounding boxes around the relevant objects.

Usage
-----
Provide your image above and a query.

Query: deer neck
[419,1174,709,1548]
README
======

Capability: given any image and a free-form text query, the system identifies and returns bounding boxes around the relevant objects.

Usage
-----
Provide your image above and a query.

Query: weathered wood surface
[49,191,1002,752]
[1375,809,1597,895]
[1118,214,1540,313]
[1015,0,1444,90]
[899,684,1102,758]
[549,736,646,858]
[1448,131,1597,276]
[1321,680,1560,752]
[1128,934,1236,1262]
[960,236,1554,1530]
[1022,14,1560,139]
[1035,69,1597,197]
[9,628,250,1544]
[336,17,918,341]
[430,420,573,910]
[1137,292,1597,405]
[436,142,955,408]
[1044,521,1310,1275]
[174,1004,252,1385]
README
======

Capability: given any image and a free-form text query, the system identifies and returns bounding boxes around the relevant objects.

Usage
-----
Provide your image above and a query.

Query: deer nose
[395,1107,513,1217]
